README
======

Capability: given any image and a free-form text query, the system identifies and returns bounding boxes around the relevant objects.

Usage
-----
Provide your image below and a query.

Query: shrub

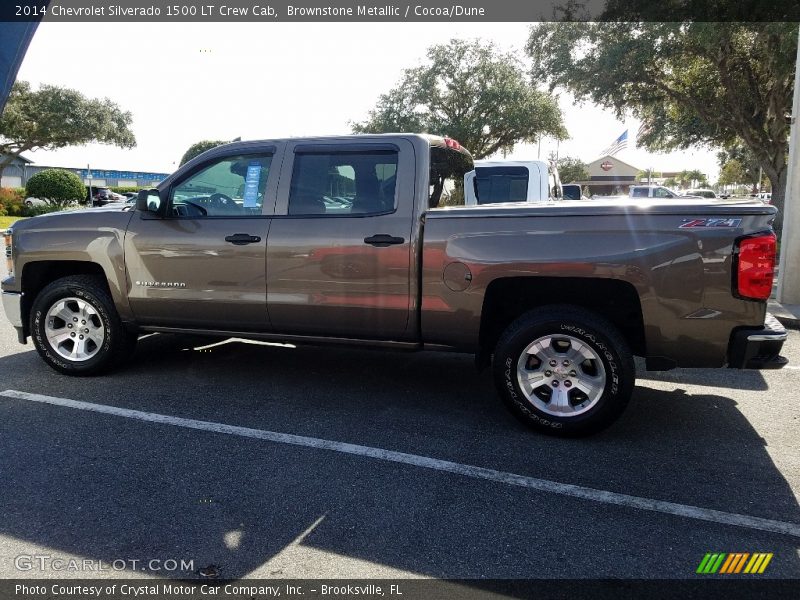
[0,187,26,216]
[23,203,62,217]
[26,169,86,208]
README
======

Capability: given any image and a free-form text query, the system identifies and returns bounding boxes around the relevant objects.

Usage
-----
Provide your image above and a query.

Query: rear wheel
[493,306,635,436]
[30,275,136,375]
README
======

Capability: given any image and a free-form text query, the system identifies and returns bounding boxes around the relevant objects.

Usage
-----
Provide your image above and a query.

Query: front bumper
[728,312,788,369]
[1,290,23,329]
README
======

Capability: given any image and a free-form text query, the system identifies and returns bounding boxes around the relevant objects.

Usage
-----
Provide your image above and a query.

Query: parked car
[1,134,787,437]
[629,185,699,199]
[562,184,588,200]
[89,187,124,206]
[683,188,718,199]
[24,197,49,208]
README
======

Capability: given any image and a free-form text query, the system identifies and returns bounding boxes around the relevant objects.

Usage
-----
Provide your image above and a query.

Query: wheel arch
[478,277,646,365]
[19,261,118,340]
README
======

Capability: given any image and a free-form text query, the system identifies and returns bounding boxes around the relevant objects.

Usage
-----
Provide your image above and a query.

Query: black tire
[493,305,634,437]
[30,275,136,376]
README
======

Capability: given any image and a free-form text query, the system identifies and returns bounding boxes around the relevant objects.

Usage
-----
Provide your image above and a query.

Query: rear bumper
[728,313,788,369]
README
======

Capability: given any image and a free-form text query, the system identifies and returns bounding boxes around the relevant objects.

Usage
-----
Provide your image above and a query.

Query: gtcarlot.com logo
[696,552,773,574]
[15,555,195,573]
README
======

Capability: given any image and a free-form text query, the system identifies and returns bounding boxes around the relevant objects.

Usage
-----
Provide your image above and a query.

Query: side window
[654,187,673,198]
[170,154,272,217]
[288,151,398,216]
[631,187,648,198]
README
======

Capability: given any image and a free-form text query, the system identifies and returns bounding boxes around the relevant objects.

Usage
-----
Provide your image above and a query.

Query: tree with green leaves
[718,159,747,188]
[717,140,762,191]
[676,169,709,188]
[25,168,85,208]
[179,139,229,166]
[0,81,135,180]
[527,22,796,230]
[557,156,588,183]
[352,39,567,159]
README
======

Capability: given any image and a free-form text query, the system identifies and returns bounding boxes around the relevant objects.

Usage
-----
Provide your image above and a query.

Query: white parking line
[2,388,800,539]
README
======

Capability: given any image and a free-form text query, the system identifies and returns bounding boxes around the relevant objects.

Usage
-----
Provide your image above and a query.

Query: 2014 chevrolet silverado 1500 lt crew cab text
[1,134,788,436]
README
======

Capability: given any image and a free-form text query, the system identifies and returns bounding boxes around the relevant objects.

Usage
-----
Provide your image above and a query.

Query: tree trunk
[768,167,787,238]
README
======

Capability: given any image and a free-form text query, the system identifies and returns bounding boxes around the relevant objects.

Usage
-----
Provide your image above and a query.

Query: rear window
[475,166,529,204]
[429,145,473,208]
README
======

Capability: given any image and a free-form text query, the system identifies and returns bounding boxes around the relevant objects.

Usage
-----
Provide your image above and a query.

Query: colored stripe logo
[697,553,773,574]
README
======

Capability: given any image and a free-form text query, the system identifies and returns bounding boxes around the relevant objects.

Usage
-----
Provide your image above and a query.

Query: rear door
[265,139,415,340]
[125,146,280,330]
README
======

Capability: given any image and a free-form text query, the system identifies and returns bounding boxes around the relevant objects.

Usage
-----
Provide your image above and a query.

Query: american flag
[600,129,628,156]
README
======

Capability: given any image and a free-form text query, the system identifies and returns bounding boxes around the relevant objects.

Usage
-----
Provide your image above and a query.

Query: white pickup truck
[464,160,562,205]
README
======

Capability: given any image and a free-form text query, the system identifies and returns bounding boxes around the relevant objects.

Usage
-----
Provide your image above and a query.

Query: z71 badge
[680,218,742,228]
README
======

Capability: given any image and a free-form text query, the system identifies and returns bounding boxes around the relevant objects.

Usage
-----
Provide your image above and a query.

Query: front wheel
[30,275,136,375]
[493,306,635,437]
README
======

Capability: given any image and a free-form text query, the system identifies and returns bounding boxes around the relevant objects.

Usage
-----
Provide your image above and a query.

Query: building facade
[573,155,641,196]
[0,154,170,189]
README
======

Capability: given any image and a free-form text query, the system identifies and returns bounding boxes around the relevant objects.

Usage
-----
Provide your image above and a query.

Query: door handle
[364,234,404,247]
[225,233,261,245]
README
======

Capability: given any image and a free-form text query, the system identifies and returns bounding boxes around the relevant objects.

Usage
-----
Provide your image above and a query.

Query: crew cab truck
[1,134,788,436]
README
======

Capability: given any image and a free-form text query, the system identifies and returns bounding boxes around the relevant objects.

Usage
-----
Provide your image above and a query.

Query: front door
[125,150,275,331]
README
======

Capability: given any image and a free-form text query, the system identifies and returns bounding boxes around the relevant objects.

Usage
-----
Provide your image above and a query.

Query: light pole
[777,26,800,305]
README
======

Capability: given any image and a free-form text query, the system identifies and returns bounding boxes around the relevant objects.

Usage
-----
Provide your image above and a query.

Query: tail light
[3,229,12,276]
[444,137,462,150]
[734,232,776,300]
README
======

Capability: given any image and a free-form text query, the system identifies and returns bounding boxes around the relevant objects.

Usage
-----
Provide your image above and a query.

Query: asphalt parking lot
[0,310,798,584]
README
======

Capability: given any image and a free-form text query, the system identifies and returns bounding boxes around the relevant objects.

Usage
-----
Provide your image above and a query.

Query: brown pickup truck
[1,134,788,436]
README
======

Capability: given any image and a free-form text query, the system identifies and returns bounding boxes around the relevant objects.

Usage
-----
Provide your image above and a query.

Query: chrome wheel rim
[516,334,606,417]
[44,297,105,362]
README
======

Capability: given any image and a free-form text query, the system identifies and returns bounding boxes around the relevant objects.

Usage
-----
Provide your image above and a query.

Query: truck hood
[8,204,136,233]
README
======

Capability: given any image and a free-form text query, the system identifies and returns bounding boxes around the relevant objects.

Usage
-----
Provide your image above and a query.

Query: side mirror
[136,189,162,213]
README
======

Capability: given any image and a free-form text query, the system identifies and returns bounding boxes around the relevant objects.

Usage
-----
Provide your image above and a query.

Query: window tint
[631,187,648,198]
[171,154,271,217]
[475,166,528,204]
[288,151,398,216]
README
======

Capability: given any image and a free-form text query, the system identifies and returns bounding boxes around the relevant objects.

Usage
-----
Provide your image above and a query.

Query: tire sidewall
[31,282,117,374]
[495,314,631,435]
